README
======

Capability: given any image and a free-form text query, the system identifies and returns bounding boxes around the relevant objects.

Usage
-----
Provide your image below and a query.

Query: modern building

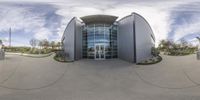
[62,12,155,63]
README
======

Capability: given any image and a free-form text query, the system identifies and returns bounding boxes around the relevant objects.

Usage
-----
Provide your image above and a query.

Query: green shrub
[151,47,160,56]
[4,47,53,54]
[54,50,71,62]
[168,49,194,56]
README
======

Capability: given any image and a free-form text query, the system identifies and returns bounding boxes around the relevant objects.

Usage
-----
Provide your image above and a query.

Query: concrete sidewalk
[0,54,200,100]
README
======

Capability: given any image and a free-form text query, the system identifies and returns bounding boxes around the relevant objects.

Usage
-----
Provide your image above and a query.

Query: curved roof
[80,15,118,24]
[132,12,155,41]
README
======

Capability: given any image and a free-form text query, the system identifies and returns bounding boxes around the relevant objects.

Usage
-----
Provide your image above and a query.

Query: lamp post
[9,27,11,47]
[196,37,200,60]
[0,40,2,50]
[0,40,4,60]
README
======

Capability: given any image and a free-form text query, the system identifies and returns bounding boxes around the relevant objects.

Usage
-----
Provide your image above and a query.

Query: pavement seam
[0,57,21,84]
[0,55,70,91]
[182,69,200,86]
[133,68,200,89]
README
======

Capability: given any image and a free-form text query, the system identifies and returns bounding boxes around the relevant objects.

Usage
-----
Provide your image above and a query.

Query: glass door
[95,44,105,60]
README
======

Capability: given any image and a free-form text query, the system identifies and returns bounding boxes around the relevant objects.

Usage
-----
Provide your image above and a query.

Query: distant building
[62,12,155,63]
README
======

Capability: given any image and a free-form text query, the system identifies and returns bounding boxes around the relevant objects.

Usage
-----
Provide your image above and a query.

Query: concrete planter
[0,50,5,60]
[197,51,200,60]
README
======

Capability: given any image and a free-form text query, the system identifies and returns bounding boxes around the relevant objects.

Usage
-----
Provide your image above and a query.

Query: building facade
[62,12,155,63]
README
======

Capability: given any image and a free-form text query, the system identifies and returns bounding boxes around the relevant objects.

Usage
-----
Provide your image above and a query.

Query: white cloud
[0,5,26,31]
[0,3,55,46]
[0,4,46,33]
[1,0,200,46]
[104,5,171,46]
[172,12,200,42]
[34,28,52,40]
[53,3,170,46]
[187,38,199,46]
[52,0,199,46]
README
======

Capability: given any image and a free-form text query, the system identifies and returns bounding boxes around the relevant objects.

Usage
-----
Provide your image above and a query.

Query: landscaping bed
[137,55,162,65]
[53,50,73,63]
[164,50,196,56]
[6,52,53,58]
[4,47,52,54]
[54,56,73,63]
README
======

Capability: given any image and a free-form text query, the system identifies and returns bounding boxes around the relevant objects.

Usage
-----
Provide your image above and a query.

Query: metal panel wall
[63,17,76,61]
[118,15,135,63]
[75,19,83,60]
[134,13,155,63]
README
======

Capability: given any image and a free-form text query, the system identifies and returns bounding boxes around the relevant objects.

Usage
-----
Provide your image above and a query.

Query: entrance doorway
[95,44,105,60]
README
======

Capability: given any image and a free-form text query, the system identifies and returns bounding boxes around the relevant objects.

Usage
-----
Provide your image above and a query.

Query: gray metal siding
[134,13,155,63]
[63,18,76,61]
[75,20,83,60]
[118,15,135,62]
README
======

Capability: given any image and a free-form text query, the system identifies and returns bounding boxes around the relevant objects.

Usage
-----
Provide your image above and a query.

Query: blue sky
[0,0,200,46]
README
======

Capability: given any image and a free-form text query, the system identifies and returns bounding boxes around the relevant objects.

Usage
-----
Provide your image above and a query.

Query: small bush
[151,47,160,57]
[54,50,71,62]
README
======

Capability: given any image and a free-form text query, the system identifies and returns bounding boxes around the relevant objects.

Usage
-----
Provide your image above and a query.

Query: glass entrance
[82,24,118,59]
[95,44,105,60]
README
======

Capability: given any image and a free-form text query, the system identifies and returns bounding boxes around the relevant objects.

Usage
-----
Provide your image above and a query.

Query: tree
[42,39,49,49]
[50,41,56,49]
[180,39,188,48]
[158,40,173,51]
[39,40,43,49]
[29,38,37,49]
[56,42,61,49]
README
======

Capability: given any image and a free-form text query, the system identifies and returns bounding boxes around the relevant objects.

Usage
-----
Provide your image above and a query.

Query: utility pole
[9,27,11,47]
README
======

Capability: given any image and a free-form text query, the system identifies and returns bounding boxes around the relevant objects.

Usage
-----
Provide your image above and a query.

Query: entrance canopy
[80,15,118,24]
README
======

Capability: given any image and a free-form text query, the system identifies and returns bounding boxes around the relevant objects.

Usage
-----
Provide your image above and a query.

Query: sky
[0,0,200,46]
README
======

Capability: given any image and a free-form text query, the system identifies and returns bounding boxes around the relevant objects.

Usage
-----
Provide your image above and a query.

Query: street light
[196,37,200,50]
[196,37,200,60]
[0,40,4,60]
[0,40,2,50]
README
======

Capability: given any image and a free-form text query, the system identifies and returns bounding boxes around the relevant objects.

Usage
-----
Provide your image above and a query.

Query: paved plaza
[0,54,200,100]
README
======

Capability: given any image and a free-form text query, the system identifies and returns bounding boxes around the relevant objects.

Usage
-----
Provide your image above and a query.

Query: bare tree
[50,41,56,49]
[57,42,61,49]
[180,39,188,48]
[158,39,174,52]
[42,39,49,49]
[38,40,43,49]
[29,38,37,49]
